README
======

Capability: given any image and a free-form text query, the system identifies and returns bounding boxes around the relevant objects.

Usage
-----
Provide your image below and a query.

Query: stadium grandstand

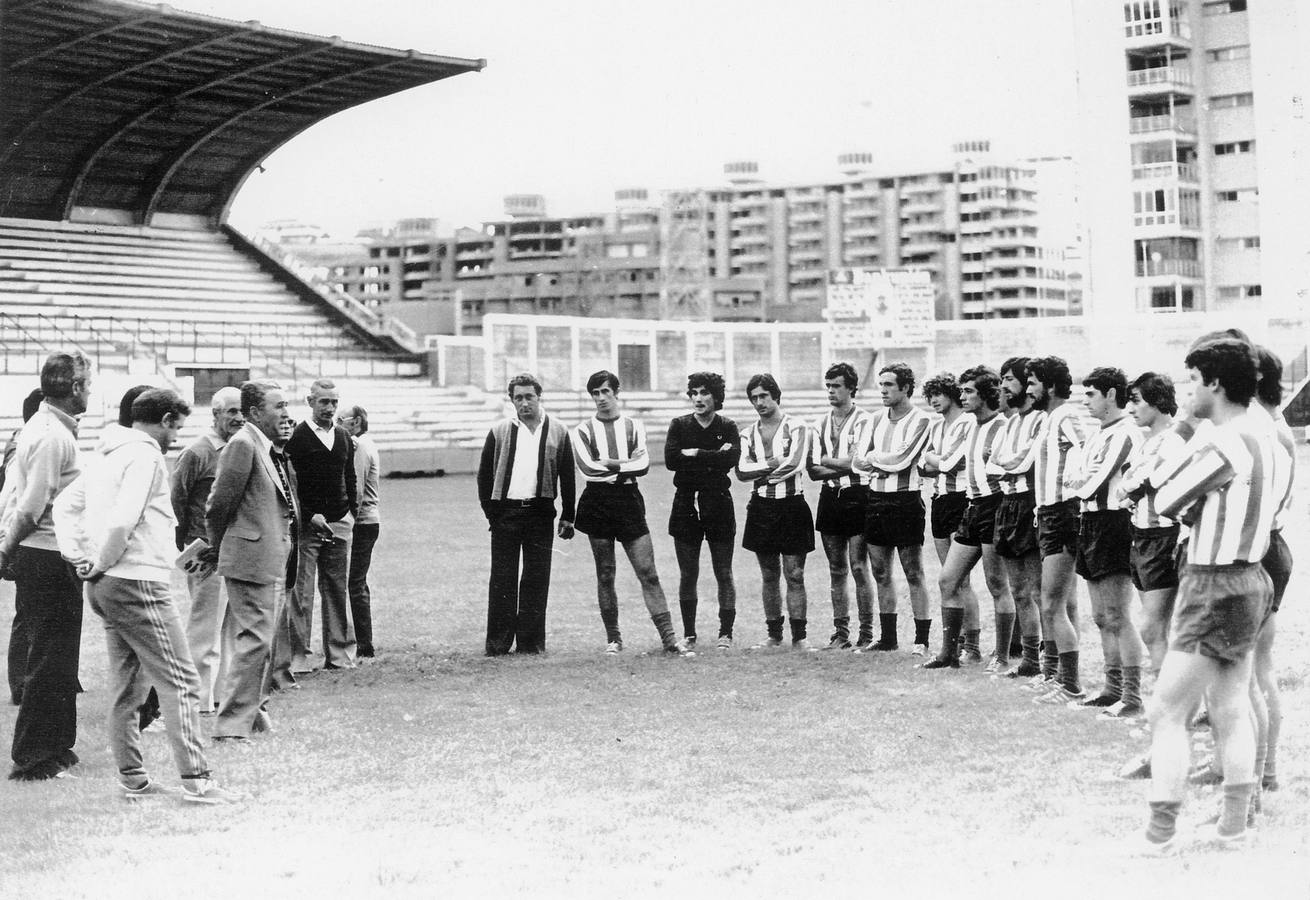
[0,0,507,471]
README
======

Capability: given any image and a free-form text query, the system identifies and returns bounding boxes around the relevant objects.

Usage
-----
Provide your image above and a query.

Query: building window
[1210,93,1254,109]
[1213,140,1254,155]
[1207,45,1250,61]
[1202,0,1246,14]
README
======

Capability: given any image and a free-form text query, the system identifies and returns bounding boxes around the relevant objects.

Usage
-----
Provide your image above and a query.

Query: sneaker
[664,639,695,657]
[984,654,1010,676]
[911,643,930,658]
[920,655,960,670]
[1004,660,1042,679]
[1118,753,1152,780]
[1099,701,1143,720]
[715,635,733,651]
[752,636,784,650]
[180,778,244,805]
[1192,823,1252,849]
[1079,691,1120,708]
[683,635,697,649]
[1026,673,1056,692]
[604,641,623,655]
[822,635,852,651]
[853,633,875,651]
[1032,685,1084,705]
[869,639,899,652]
[121,779,175,800]
[792,638,812,651]
[959,647,982,664]
[1132,832,1179,857]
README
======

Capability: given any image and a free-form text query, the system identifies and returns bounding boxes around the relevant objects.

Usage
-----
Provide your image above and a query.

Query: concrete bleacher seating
[0,217,410,377]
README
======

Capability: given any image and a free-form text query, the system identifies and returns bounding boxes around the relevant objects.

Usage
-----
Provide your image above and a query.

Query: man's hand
[198,546,219,566]
[557,520,575,540]
[680,448,700,457]
[74,559,102,582]
[309,513,333,540]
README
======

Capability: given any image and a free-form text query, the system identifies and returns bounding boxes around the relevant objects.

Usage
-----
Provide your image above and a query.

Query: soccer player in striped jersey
[1024,356,1092,691]
[1251,347,1293,797]
[737,373,814,649]
[1118,373,1184,674]
[924,366,1009,669]
[666,372,741,650]
[1052,367,1144,711]
[1138,339,1275,852]
[572,371,688,656]
[854,364,933,654]
[919,374,980,651]
[807,363,875,651]
[984,357,1045,675]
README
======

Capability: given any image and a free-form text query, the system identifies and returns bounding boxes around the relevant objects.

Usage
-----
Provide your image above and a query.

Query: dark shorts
[1075,509,1132,581]
[864,491,926,548]
[1036,499,1080,558]
[668,488,736,545]
[1261,530,1293,614]
[993,491,1038,559]
[743,495,815,556]
[1171,562,1274,664]
[575,483,650,543]
[1130,524,1180,592]
[954,492,1002,548]
[815,484,870,538]
[930,491,968,541]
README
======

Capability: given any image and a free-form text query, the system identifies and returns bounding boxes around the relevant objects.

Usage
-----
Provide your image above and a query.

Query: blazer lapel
[249,424,289,506]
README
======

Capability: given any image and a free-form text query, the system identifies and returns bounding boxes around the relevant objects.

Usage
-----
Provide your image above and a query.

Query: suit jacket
[205,422,299,587]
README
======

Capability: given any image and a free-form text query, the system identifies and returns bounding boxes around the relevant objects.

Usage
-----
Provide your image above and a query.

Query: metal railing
[1127,66,1192,88]
[1132,162,1198,181]
[1129,113,1197,134]
[245,233,423,355]
[1135,258,1203,278]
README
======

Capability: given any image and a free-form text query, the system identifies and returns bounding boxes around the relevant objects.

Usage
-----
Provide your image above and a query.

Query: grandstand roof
[0,0,484,225]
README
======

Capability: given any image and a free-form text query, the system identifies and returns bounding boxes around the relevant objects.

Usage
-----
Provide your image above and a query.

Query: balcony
[1127,66,1193,93]
[1129,113,1196,136]
[1132,162,1199,182]
[1135,258,1203,278]
[1124,16,1191,48]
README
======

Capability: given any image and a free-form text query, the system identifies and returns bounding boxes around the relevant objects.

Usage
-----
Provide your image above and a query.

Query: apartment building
[278,145,1074,336]
[1074,0,1308,316]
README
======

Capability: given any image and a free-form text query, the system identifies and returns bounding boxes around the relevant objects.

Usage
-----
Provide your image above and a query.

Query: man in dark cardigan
[284,379,357,672]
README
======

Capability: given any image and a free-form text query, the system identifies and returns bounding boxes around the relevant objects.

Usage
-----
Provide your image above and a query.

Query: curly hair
[1130,372,1177,417]
[921,372,961,405]
[686,371,726,410]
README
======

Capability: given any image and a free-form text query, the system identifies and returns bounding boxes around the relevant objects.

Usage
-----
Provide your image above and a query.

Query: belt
[501,499,544,508]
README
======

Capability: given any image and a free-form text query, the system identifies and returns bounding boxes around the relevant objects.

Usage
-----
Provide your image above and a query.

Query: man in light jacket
[54,389,238,803]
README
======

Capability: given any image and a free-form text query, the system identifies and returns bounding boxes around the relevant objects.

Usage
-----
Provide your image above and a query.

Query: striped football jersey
[810,406,873,489]
[859,406,933,494]
[1033,403,1093,508]
[573,414,650,484]
[1071,415,1141,513]
[738,412,810,499]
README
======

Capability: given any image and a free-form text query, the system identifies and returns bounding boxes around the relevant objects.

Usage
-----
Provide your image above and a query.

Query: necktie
[271,448,297,531]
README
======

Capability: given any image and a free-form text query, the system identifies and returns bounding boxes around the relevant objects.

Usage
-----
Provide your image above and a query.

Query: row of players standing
[1,358,381,799]
[479,336,1291,849]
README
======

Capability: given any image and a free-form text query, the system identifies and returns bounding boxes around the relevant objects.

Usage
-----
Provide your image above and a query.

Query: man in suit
[284,379,357,672]
[205,381,302,742]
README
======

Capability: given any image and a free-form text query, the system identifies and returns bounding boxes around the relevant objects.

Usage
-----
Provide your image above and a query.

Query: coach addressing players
[478,373,575,656]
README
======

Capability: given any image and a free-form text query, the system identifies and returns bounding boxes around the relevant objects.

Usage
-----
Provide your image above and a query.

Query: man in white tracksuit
[54,388,238,803]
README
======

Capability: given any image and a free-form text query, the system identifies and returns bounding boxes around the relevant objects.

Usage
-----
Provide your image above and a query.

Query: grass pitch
[1,455,1307,898]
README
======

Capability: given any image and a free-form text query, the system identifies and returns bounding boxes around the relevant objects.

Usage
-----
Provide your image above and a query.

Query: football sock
[1058,650,1080,693]
[938,608,963,662]
[651,612,678,649]
[599,603,621,644]
[719,607,736,639]
[994,612,1016,660]
[1121,666,1142,709]
[766,617,784,642]
[1219,783,1256,837]
[913,618,932,646]
[789,618,807,642]
[1008,616,1023,658]
[1105,666,1123,699]
[832,616,850,642]
[1041,641,1059,679]
[1146,800,1181,844]
[1020,634,1041,667]
[878,613,898,647]
[678,594,698,640]
[963,628,980,656]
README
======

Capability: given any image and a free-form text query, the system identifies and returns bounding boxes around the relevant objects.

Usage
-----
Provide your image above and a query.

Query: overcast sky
[168,0,1082,238]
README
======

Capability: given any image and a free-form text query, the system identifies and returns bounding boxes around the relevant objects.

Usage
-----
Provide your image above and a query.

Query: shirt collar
[246,422,274,454]
[41,401,79,437]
